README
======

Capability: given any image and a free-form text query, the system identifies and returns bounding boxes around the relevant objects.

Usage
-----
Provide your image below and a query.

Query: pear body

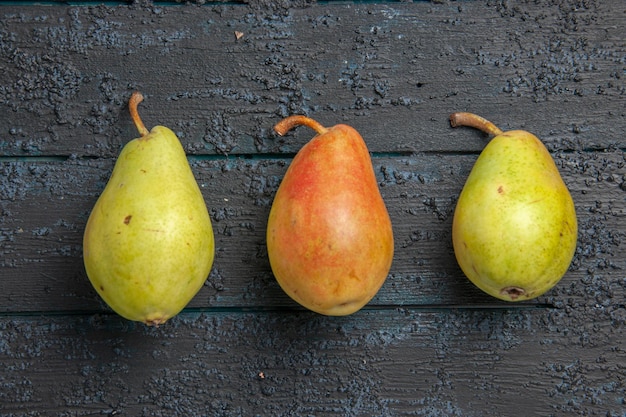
[452,130,577,301]
[267,122,394,316]
[83,126,215,325]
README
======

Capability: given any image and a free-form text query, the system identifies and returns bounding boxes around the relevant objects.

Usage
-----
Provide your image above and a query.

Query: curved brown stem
[129,91,150,137]
[274,115,328,136]
[449,112,503,136]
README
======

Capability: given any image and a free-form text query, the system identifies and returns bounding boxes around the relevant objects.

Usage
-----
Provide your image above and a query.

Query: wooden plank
[0,1,623,157]
[0,308,624,416]
[2,149,624,312]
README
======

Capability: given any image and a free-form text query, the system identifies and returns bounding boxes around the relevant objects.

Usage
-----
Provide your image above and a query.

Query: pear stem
[449,112,503,136]
[129,91,150,137]
[274,115,329,136]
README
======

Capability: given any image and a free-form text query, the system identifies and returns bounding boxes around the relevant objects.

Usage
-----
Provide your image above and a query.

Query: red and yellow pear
[267,116,394,315]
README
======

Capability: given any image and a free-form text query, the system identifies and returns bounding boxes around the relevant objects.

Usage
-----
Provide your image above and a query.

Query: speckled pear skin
[452,123,577,302]
[267,116,394,316]
[83,94,214,326]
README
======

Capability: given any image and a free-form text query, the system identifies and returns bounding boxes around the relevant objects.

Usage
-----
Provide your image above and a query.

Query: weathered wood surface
[2,152,625,313]
[1,1,625,416]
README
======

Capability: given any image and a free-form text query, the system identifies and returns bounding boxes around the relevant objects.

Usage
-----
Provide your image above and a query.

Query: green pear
[83,92,215,325]
[450,112,577,301]
[267,115,394,316]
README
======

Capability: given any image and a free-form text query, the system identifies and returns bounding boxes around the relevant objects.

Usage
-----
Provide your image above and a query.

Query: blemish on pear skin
[497,185,504,194]
[501,286,525,300]
[124,215,132,225]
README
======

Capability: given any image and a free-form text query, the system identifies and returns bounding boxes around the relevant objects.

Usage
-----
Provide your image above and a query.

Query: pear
[450,112,577,301]
[267,115,394,316]
[83,92,215,326]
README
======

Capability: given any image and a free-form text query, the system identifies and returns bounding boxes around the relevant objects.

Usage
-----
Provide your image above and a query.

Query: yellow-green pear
[450,112,577,301]
[83,92,215,325]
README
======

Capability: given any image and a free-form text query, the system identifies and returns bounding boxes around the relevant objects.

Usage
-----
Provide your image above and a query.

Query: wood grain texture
[0,0,623,157]
[1,0,625,416]
[1,151,625,312]
[1,310,625,416]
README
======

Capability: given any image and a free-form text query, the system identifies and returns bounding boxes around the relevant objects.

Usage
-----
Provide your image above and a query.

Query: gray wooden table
[1,1,625,415]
